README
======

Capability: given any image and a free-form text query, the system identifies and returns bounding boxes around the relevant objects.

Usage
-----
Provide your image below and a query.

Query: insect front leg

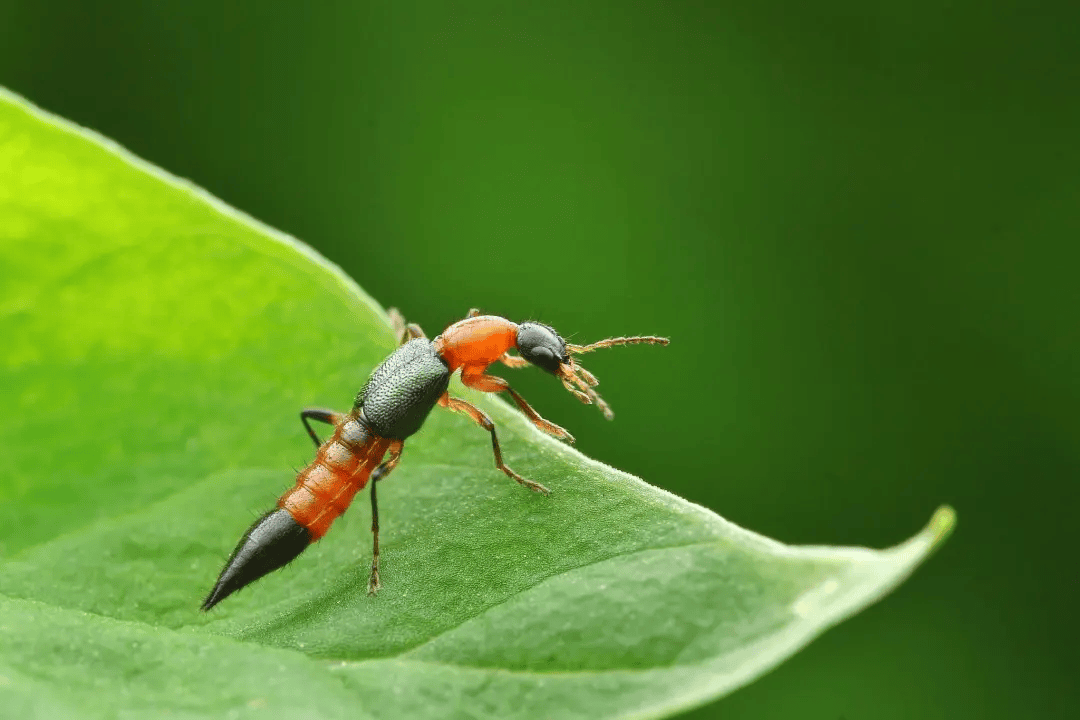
[498,352,530,369]
[459,368,575,443]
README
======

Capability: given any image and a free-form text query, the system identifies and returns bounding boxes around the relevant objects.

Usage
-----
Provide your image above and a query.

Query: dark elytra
[355,338,451,439]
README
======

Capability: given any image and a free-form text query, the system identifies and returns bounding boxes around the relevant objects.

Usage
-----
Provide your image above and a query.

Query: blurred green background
[2,1,1076,717]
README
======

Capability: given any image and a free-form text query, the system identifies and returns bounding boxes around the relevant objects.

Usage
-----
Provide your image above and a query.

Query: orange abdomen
[279,415,390,540]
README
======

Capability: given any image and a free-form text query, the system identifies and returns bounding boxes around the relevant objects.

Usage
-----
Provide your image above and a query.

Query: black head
[515,322,669,420]
[515,322,569,374]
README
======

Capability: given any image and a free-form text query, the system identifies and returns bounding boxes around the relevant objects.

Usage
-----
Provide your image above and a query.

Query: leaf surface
[0,88,953,720]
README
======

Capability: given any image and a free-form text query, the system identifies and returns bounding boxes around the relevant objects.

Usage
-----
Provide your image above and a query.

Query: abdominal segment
[201,415,388,610]
[279,417,390,539]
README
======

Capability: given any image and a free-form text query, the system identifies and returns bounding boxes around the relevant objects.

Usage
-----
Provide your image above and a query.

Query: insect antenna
[559,334,668,420]
[566,335,670,354]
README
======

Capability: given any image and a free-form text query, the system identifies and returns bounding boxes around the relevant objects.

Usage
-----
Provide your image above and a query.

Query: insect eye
[517,322,566,374]
[524,344,561,373]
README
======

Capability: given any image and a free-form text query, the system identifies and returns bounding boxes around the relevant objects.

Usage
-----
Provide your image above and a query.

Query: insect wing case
[355,339,450,439]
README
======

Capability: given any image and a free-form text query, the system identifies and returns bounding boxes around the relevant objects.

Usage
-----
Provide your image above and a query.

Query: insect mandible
[202,308,669,609]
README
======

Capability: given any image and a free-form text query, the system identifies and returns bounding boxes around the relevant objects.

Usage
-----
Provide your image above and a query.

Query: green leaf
[0,87,954,719]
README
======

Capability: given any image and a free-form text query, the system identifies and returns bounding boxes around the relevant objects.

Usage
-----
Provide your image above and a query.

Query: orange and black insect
[201,308,669,609]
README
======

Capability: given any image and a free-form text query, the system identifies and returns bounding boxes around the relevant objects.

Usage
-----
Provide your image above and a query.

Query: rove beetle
[202,308,669,610]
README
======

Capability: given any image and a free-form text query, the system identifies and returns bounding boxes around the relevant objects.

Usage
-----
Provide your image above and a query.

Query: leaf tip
[926,504,957,546]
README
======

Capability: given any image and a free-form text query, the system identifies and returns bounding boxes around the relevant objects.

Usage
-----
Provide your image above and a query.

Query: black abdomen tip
[202,508,312,610]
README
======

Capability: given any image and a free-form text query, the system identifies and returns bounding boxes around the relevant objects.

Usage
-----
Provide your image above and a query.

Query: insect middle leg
[388,307,427,345]
[300,407,346,448]
[366,439,404,595]
[439,393,551,495]
[459,368,574,443]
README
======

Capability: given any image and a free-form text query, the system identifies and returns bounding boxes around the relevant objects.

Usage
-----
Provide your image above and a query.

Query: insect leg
[498,352,530,369]
[366,439,404,595]
[388,308,408,345]
[460,369,574,443]
[300,407,346,448]
[439,393,551,495]
[388,308,427,345]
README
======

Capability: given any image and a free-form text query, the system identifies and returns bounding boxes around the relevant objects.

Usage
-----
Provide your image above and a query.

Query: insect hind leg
[300,407,345,448]
[366,440,404,595]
